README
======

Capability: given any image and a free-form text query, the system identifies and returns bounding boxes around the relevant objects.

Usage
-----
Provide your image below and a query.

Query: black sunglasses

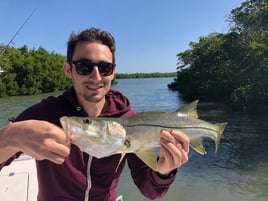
[70,59,115,76]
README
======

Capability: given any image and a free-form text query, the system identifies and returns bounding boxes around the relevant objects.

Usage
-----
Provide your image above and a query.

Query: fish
[60,100,227,171]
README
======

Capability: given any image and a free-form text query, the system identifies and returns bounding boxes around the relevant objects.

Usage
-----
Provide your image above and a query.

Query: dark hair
[67,28,116,63]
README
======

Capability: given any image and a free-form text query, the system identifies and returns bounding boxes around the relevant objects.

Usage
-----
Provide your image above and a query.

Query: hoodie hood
[101,89,136,117]
[63,87,136,118]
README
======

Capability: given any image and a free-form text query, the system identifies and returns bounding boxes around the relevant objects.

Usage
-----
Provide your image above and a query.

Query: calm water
[0,77,267,201]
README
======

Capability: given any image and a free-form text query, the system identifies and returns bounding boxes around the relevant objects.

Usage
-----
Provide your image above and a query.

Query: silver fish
[60,100,227,171]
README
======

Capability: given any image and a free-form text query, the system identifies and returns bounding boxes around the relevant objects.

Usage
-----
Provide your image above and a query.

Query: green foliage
[169,0,268,113]
[0,44,175,97]
[0,45,71,98]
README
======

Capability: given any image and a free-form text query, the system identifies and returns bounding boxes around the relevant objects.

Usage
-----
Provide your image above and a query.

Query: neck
[79,98,106,117]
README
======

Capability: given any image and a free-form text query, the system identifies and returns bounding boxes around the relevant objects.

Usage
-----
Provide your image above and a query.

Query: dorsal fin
[177,100,199,118]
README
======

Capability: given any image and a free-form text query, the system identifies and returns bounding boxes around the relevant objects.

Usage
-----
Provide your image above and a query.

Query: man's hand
[0,120,70,164]
[157,129,190,176]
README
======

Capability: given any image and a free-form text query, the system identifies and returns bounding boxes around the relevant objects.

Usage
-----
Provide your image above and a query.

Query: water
[0,77,267,201]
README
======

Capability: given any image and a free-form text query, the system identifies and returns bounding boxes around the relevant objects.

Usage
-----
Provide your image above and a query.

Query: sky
[0,0,245,73]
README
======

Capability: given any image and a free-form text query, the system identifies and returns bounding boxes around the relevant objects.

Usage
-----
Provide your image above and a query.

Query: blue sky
[0,0,244,73]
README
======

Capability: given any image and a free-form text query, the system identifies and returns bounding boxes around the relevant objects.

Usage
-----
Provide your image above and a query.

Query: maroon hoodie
[0,88,176,201]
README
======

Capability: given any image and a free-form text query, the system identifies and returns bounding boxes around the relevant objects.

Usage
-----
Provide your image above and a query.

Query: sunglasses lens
[75,61,94,75]
[98,62,114,76]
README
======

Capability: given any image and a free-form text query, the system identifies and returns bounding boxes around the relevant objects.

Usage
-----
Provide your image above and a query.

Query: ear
[63,62,72,79]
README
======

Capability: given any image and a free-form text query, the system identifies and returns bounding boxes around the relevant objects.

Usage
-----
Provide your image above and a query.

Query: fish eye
[83,118,92,124]
[124,139,131,148]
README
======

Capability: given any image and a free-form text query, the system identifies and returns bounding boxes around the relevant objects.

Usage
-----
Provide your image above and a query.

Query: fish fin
[115,147,127,172]
[214,122,228,153]
[190,138,206,155]
[177,100,199,118]
[135,149,158,171]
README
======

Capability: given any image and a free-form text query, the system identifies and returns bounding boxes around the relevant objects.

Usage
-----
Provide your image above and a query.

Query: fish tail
[215,122,227,153]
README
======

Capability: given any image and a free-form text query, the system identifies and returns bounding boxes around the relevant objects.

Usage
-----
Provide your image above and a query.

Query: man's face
[64,41,115,105]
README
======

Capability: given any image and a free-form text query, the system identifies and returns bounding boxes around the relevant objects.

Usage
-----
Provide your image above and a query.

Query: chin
[85,94,105,103]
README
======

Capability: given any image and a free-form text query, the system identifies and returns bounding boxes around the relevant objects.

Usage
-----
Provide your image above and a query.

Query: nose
[89,66,102,80]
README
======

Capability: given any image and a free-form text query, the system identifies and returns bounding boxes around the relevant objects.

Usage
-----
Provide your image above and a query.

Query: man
[0,28,189,201]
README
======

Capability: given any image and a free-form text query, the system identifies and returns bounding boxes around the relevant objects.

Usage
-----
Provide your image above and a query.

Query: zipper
[84,155,93,201]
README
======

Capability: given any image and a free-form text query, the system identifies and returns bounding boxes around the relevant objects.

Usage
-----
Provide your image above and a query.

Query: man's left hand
[157,129,190,176]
